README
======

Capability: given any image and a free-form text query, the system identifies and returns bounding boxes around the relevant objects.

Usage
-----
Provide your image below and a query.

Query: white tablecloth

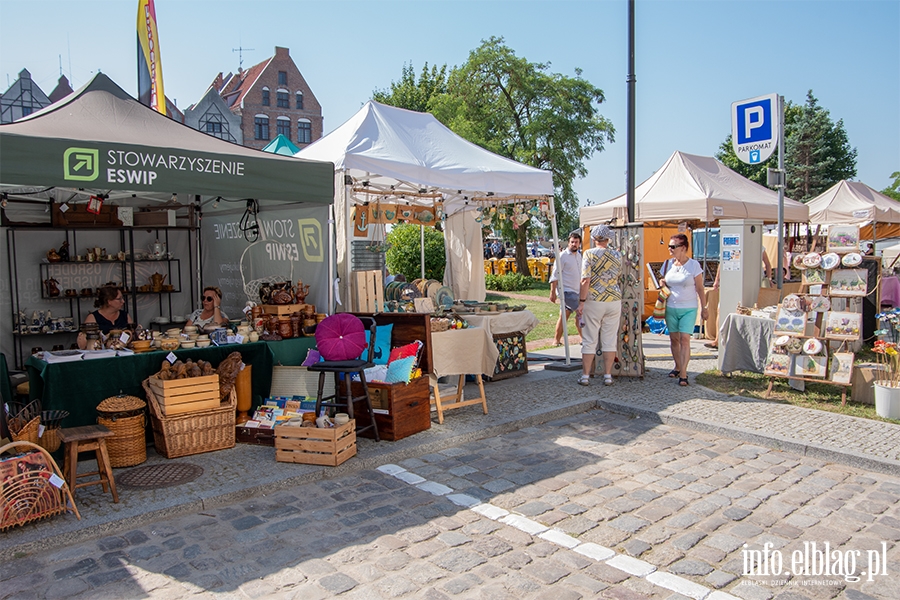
[463,310,538,337]
[430,328,499,378]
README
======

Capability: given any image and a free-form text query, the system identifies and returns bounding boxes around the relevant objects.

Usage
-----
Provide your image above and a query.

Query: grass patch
[486,290,562,347]
[696,368,900,423]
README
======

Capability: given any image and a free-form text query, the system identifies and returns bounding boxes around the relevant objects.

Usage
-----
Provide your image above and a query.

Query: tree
[385,223,446,282]
[429,37,615,274]
[882,171,900,201]
[372,62,448,113]
[714,92,856,201]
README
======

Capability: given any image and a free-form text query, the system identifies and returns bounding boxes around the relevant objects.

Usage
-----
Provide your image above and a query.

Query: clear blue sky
[1,0,897,205]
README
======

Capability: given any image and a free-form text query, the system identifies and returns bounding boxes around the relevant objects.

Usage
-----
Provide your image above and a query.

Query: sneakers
[578,374,590,386]
[603,375,613,386]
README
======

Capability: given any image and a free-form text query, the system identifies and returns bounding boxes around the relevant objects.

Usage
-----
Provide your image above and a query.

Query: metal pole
[626,0,636,224]
[420,224,425,280]
[548,201,571,365]
[776,95,785,289]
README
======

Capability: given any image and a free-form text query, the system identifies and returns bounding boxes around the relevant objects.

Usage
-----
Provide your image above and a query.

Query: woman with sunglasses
[185,286,229,330]
[659,234,708,386]
[76,285,133,349]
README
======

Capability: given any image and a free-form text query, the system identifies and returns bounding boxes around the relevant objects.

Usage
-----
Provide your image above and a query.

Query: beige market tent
[580,151,809,225]
[806,180,900,225]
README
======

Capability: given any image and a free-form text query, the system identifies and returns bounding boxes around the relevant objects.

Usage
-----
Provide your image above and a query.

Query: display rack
[612,224,645,378]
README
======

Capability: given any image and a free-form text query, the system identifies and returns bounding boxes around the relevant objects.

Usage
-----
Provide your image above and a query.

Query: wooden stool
[430,374,488,424]
[58,424,119,503]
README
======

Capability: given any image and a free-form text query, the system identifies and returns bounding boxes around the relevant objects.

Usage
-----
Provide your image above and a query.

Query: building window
[206,122,222,133]
[21,106,32,117]
[255,115,270,140]
[295,91,303,110]
[297,119,311,144]
[261,88,270,106]
[276,117,290,137]
[276,91,289,108]
[278,71,287,85]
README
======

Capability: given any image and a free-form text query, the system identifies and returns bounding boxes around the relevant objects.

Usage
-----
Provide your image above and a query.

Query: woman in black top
[76,286,133,348]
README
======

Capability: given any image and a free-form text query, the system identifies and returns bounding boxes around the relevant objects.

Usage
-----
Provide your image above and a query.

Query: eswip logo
[63,148,99,181]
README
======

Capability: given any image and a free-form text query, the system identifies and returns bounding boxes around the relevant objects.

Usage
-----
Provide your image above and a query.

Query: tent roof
[262,133,301,156]
[580,151,809,225]
[294,100,553,208]
[806,180,900,225]
[0,73,333,204]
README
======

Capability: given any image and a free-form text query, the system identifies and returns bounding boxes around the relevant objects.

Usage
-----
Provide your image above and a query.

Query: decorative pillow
[315,313,367,361]
[384,356,416,384]
[357,324,393,365]
[389,341,422,365]
[301,349,322,367]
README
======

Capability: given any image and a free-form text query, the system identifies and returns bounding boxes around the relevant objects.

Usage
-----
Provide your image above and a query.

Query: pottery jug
[277,317,293,338]
[295,280,311,304]
[271,285,294,305]
[44,278,61,297]
[149,272,167,292]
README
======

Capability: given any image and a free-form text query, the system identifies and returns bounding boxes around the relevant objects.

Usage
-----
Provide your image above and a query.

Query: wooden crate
[51,201,123,228]
[354,271,384,313]
[343,376,431,441]
[275,419,357,466]
[147,374,220,416]
[260,303,311,316]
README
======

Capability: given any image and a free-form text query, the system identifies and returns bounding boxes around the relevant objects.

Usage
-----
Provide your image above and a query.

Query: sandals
[668,369,679,378]
[679,377,689,387]
[578,375,590,386]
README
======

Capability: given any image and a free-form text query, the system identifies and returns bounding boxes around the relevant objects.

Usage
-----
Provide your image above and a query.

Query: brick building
[186,46,322,151]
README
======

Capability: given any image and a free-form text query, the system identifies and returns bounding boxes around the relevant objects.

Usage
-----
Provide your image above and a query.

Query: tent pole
[421,224,425,280]
[328,202,335,314]
[703,222,709,285]
[345,172,353,313]
[548,201,571,365]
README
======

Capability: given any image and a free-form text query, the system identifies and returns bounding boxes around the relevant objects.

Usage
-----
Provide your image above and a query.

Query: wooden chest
[344,376,431,441]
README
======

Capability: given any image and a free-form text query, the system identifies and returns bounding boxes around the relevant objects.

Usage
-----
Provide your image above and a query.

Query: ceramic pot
[277,317,293,339]
[248,331,259,343]
[874,382,900,419]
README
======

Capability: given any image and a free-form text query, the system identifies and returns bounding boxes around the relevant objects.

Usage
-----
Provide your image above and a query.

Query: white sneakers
[603,375,613,386]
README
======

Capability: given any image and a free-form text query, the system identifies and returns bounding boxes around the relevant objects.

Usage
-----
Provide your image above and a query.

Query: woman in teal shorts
[659,234,708,386]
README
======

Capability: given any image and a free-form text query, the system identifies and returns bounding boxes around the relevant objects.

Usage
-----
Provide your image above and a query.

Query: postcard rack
[763,257,866,406]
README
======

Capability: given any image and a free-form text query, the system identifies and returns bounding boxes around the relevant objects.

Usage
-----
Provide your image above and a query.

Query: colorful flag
[136,0,166,115]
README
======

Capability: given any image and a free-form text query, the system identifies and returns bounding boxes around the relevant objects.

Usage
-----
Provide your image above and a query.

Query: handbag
[652,260,671,319]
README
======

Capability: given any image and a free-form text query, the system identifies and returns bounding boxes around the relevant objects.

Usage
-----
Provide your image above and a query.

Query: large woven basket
[37,410,70,453]
[142,378,236,459]
[97,395,147,467]
[0,441,80,530]
[7,399,42,445]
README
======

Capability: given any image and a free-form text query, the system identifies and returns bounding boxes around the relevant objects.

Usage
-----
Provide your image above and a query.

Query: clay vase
[295,280,311,304]
[290,315,301,338]
[44,278,61,297]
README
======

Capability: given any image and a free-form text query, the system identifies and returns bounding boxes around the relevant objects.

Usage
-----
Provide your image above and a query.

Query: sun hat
[591,225,614,241]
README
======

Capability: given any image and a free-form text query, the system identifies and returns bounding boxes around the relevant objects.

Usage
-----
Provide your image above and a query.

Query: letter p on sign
[732,93,779,165]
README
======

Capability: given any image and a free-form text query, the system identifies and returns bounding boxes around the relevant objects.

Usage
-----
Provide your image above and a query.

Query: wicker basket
[10,416,41,445]
[97,395,147,467]
[0,441,80,531]
[142,379,236,458]
[37,410,70,453]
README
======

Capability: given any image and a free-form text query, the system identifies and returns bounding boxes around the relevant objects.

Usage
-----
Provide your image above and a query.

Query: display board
[612,225,645,378]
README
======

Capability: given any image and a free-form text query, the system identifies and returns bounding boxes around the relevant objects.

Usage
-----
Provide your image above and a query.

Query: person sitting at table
[76,285,133,349]
[185,286,229,330]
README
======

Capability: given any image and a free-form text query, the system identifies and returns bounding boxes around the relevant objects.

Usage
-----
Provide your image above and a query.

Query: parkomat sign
[63,146,246,185]
[731,93,779,165]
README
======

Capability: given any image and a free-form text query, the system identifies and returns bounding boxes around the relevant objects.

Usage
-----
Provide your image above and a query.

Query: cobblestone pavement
[3,409,898,600]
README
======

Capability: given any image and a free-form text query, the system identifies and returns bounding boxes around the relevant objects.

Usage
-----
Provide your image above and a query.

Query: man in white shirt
[549,231,583,345]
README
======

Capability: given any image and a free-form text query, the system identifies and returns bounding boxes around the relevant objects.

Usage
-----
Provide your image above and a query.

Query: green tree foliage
[374,38,615,276]
[485,273,535,292]
[714,92,856,201]
[881,171,900,201]
[372,62,448,113]
[385,223,446,282]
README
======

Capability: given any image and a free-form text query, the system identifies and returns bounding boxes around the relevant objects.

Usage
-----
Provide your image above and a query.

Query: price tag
[234,334,244,344]
[38,424,46,437]
[242,305,252,315]
[166,352,177,363]
[49,473,65,488]
[59,203,70,213]
[119,331,131,344]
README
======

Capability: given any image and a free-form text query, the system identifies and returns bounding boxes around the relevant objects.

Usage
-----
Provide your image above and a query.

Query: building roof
[48,75,74,103]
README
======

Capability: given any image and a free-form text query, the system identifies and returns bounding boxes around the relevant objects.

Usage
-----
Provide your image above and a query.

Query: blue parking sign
[731,93,779,165]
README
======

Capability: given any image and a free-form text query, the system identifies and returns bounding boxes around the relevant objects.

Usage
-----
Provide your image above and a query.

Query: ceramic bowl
[180,340,196,349]
[159,337,180,351]
[131,340,152,353]
[165,327,181,337]
[197,334,209,341]
[183,325,198,333]
[196,340,211,348]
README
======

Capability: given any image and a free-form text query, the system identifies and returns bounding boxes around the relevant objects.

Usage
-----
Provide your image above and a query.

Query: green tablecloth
[27,343,276,428]
[266,336,316,366]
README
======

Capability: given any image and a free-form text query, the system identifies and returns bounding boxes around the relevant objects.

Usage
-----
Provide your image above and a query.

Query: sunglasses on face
[668,244,683,249]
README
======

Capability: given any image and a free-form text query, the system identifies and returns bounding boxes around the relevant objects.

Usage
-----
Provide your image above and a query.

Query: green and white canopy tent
[0,74,335,361]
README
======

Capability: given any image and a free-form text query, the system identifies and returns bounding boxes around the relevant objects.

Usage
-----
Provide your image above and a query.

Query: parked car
[528,242,553,257]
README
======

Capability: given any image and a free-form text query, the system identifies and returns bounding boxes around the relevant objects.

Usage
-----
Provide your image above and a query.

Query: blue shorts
[665,307,698,334]
[563,291,579,312]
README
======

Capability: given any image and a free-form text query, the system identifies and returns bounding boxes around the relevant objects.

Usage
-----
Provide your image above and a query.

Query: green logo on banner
[63,148,99,181]
[297,218,323,262]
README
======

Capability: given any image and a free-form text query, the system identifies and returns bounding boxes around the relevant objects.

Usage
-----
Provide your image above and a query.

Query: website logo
[63,148,99,181]
[297,218,324,262]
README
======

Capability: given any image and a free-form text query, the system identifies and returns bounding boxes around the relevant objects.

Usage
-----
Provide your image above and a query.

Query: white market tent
[806,180,900,226]
[580,151,809,225]
[295,100,556,307]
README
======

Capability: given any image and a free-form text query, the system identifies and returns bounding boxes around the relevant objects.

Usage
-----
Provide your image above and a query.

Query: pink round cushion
[314,313,367,361]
